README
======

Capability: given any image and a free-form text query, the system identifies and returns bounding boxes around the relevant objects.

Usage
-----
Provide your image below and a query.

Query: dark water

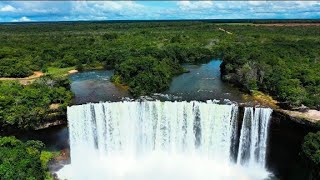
[163,60,244,102]
[13,125,69,151]
[15,60,315,179]
[69,70,130,104]
[69,60,244,103]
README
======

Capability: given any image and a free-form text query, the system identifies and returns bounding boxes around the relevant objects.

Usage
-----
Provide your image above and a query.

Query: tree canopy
[0,76,72,131]
[0,21,319,107]
[0,136,48,180]
[302,129,320,179]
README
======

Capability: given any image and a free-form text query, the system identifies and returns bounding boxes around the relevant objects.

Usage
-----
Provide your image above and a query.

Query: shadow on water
[12,125,69,151]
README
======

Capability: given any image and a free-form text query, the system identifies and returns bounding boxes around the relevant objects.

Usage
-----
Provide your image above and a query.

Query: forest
[302,122,320,179]
[0,76,72,132]
[0,136,55,179]
[0,21,319,108]
[0,21,319,179]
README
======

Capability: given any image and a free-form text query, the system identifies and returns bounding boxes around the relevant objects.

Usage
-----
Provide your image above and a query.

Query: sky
[0,1,320,22]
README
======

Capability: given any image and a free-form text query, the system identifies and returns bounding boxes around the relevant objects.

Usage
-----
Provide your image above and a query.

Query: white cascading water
[57,101,272,180]
[237,107,273,167]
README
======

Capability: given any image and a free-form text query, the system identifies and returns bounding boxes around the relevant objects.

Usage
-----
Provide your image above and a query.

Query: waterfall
[237,107,273,168]
[59,101,273,180]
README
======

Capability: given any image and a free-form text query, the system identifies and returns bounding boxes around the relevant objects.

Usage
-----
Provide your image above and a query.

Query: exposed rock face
[292,105,309,112]
[273,109,319,128]
[35,119,67,130]
[49,103,60,110]
[55,149,70,162]
[49,149,71,178]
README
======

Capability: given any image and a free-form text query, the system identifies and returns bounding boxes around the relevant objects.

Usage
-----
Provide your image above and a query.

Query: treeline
[0,136,54,179]
[0,22,319,108]
[218,26,320,108]
[112,56,186,96]
[0,22,214,97]
[0,76,72,132]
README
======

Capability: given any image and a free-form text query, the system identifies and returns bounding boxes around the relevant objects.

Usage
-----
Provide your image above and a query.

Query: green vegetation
[218,27,320,108]
[0,22,213,96]
[0,21,319,179]
[302,127,320,179]
[0,76,72,131]
[40,151,58,171]
[302,131,320,166]
[112,56,185,96]
[0,22,319,107]
[0,136,54,180]
[46,67,75,77]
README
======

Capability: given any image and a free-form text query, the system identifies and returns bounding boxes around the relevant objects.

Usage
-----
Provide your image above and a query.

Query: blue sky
[0,1,320,22]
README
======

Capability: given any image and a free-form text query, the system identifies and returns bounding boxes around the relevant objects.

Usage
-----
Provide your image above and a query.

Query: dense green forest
[0,76,72,132]
[0,21,319,179]
[0,21,320,108]
[0,22,319,108]
[302,123,320,179]
[217,26,320,108]
[0,136,54,179]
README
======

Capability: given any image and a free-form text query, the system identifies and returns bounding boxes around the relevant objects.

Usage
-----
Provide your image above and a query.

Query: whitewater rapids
[57,100,273,180]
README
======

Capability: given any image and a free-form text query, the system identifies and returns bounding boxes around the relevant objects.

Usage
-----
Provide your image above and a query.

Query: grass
[242,90,279,109]
[46,67,75,77]
[1,64,105,85]
[46,63,105,77]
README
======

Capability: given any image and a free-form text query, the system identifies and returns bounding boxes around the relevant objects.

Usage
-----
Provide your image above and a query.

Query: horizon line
[1,18,320,24]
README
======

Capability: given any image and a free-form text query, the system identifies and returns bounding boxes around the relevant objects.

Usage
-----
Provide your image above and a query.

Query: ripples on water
[69,60,244,104]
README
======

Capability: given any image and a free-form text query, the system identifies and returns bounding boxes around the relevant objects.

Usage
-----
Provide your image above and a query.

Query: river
[14,60,314,179]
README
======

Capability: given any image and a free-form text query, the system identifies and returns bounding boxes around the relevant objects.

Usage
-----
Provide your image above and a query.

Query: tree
[302,131,320,179]
[0,136,46,179]
[277,79,307,106]
[113,56,184,96]
[102,33,119,41]
[0,76,72,131]
[76,63,84,71]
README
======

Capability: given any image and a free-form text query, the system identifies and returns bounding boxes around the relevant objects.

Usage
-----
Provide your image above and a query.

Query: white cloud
[0,5,17,12]
[1,1,320,22]
[71,1,145,18]
[296,1,320,7]
[247,1,268,6]
[12,16,31,22]
[12,2,62,13]
[177,1,214,11]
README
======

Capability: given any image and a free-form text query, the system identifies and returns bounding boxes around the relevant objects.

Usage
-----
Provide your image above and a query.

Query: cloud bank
[0,1,319,22]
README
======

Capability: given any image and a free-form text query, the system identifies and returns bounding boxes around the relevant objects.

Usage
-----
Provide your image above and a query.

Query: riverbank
[0,64,107,86]
[2,61,317,139]
[246,90,320,127]
[0,71,44,85]
[0,68,76,85]
[277,109,320,125]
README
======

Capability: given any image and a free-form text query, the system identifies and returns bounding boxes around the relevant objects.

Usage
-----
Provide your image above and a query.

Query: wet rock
[48,149,71,173]
[292,104,309,112]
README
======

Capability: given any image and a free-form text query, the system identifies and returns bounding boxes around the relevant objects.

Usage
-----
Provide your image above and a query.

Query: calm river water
[69,60,244,104]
